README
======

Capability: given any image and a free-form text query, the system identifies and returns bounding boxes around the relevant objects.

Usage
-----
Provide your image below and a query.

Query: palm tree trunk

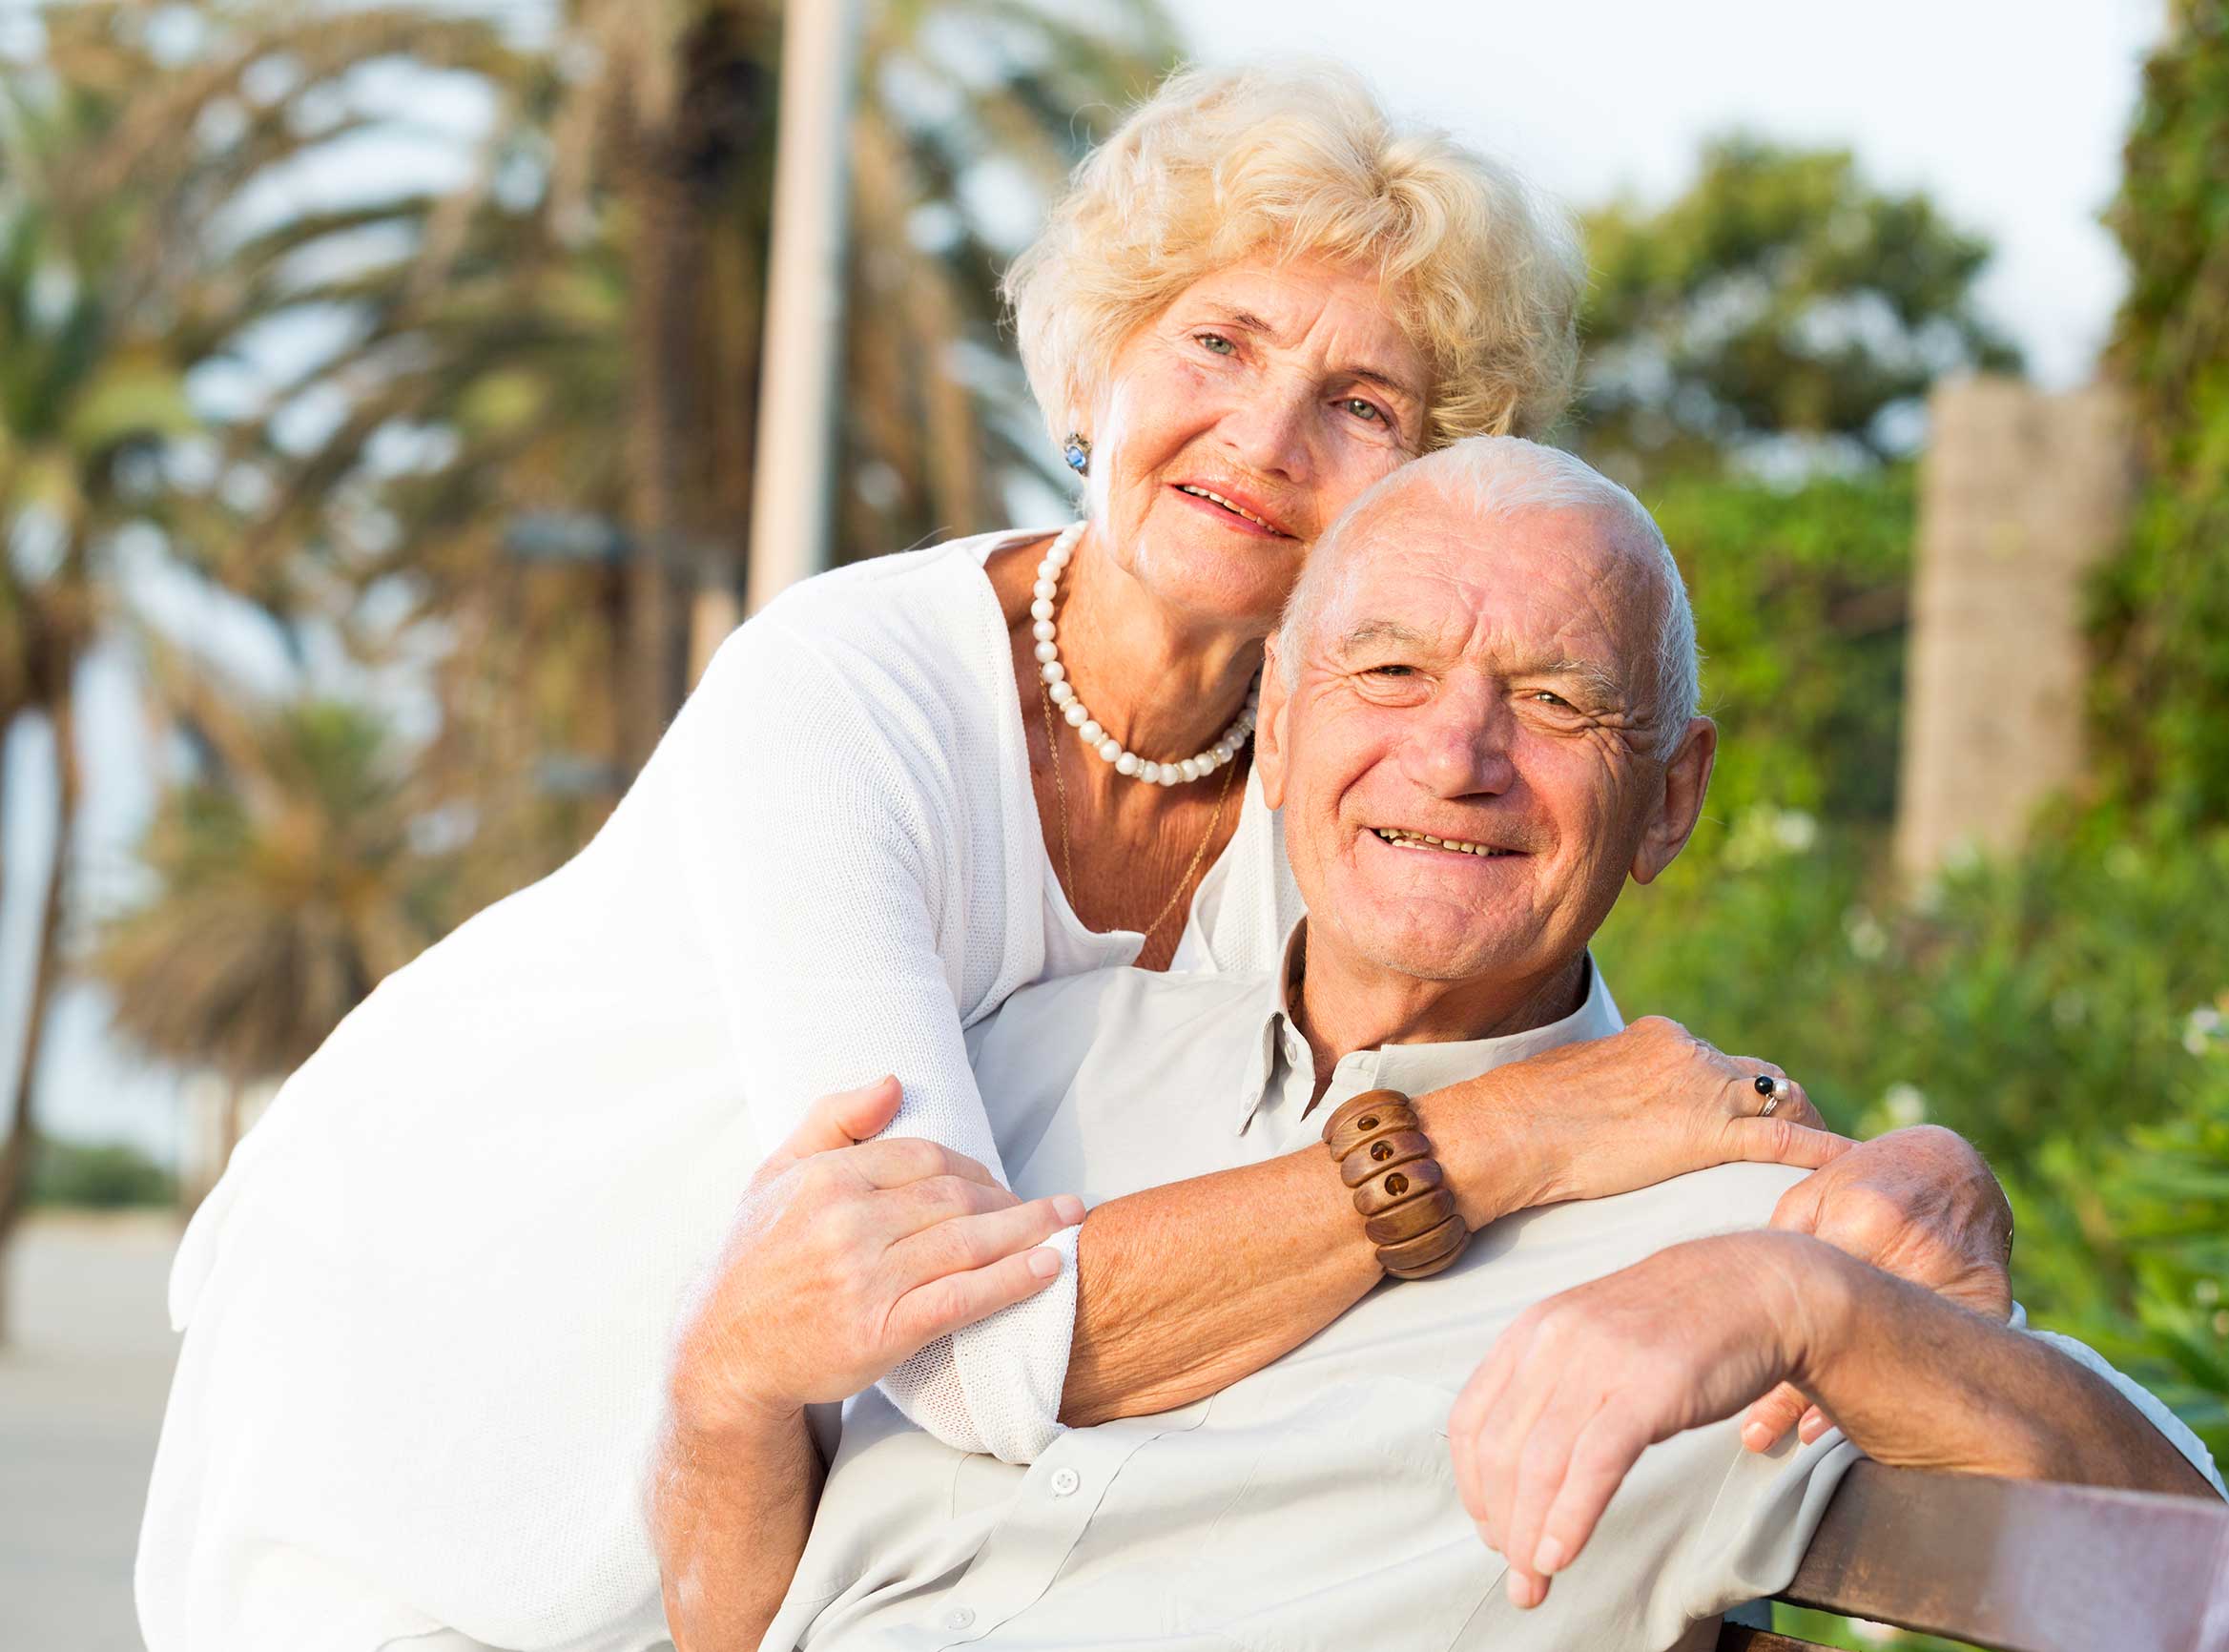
[0,688,78,1345]
[618,8,767,767]
[620,162,701,772]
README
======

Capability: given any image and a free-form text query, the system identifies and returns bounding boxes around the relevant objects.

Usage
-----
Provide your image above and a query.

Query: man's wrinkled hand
[1741,1125,2012,1451]
[1450,1231,1826,1611]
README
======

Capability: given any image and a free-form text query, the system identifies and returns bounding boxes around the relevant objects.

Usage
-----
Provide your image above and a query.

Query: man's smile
[1367,825,1525,859]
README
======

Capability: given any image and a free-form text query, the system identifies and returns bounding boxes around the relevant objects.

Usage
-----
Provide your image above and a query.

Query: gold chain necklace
[1040,681,1238,950]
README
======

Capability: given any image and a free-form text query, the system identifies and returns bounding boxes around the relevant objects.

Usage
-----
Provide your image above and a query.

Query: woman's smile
[1166,480,1297,537]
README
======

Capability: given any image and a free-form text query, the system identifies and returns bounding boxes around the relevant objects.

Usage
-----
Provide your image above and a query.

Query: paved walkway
[0,1211,181,1651]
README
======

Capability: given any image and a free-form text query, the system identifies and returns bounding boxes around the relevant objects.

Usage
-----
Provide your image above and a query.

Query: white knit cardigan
[135,529,1305,1652]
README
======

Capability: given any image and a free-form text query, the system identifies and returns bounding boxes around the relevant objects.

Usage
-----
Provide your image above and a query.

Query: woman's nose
[1214,379,1315,483]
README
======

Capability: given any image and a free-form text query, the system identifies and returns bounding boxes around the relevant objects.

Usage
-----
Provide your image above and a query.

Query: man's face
[1258,489,1714,991]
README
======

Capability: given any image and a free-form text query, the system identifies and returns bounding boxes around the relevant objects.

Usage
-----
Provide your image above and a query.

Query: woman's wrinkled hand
[1740,1125,2012,1451]
[1449,1230,1829,1613]
[667,1076,1082,1437]
[1417,1016,1852,1229]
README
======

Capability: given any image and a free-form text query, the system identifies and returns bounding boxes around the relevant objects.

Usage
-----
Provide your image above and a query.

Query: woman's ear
[1256,645,1290,811]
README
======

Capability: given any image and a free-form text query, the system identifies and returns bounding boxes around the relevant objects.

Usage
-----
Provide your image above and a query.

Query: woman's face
[1081,255,1430,639]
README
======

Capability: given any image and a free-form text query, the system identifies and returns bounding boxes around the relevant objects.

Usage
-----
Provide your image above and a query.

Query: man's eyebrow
[1535,657,1629,701]
[1335,619,1434,651]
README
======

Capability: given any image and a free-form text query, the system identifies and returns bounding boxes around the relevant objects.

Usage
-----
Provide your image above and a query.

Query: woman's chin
[1127,532,1305,637]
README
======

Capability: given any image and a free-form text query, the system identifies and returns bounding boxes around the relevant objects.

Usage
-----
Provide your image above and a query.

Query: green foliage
[2015,1034,2229,1461]
[28,1134,175,1208]
[1592,444,2229,1464]
[1579,138,2019,484]
[2093,0,2229,828]
[1593,466,1912,1116]
[1648,466,1914,823]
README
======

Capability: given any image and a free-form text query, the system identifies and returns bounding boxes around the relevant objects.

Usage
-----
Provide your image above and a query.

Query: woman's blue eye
[1197,333,1236,356]
[1343,398,1383,423]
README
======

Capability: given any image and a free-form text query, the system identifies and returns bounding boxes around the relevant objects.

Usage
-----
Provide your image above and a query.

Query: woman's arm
[654,1405,821,1652]
[652,1080,1079,1651]
[1063,1018,1852,1424]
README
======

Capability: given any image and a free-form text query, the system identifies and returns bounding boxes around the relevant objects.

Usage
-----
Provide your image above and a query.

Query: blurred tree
[91,652,464,1188]
[208,0,1177,795]
[0,1,486,1332]
[1579,137,2021,484]
[29,1133,175,1208]
[23,0,1174,1226]
[2092,0,2229,829]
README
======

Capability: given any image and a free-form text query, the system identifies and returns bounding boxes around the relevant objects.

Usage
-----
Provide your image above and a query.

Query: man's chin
[1332,919,1528,987]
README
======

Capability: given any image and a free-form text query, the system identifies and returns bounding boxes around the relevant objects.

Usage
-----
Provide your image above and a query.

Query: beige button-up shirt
[759,937,2213,1652]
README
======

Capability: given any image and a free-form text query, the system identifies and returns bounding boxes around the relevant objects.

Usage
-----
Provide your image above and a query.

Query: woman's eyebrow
[1339,364,1421,403]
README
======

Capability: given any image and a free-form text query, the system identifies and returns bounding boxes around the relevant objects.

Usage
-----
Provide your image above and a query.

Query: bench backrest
[1715,1461,2229,1652]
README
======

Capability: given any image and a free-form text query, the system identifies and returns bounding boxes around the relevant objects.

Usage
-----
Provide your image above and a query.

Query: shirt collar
[1232,919,1625,1133]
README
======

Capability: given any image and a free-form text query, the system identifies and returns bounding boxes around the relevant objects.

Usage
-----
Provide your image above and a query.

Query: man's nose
[1400,683,1517,799]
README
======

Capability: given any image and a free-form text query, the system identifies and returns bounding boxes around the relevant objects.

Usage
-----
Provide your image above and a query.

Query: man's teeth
[1178,485,1274,530]
[1373,827,1511,857]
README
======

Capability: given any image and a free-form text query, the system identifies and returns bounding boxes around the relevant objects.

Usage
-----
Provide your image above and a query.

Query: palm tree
[61,0,1175,1219]
[92,653,463,1199]
[0,0,524,1331]
[200,0,1177,798]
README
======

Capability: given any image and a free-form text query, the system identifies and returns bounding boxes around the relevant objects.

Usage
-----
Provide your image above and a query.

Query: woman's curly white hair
[1003,61,1585,451]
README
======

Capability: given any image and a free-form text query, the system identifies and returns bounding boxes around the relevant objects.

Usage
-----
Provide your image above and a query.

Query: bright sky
[1177,0,2167,387]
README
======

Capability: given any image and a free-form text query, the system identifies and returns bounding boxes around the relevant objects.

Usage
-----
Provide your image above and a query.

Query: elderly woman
[138,64,2006,1652]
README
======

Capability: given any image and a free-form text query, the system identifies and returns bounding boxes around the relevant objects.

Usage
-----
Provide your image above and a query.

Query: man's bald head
[1277,438,1699,759]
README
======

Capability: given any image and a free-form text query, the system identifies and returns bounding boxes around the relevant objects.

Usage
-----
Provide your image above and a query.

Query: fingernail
[1741,1422,1773,1452]
[1506,1571,1540,1609]
[1027,1249,1061,1279]
[1534,1537,1567,1575]
[1054,1194,1085,1225]
[1800,1415,1826,1443]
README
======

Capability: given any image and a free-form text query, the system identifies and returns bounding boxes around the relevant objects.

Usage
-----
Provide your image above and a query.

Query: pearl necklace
[1031,522,1258,785]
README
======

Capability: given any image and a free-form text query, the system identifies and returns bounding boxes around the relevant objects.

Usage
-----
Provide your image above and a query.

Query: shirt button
[944,1605,976,1630]
[1050,1466,1082,1497]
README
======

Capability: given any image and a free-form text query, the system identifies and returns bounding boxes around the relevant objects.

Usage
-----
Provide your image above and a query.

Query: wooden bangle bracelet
[1320,1087,1472,1280]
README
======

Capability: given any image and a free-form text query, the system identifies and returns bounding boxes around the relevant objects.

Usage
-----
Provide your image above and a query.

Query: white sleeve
[668,621,1072,1460]
[2009,1303,2224,1496]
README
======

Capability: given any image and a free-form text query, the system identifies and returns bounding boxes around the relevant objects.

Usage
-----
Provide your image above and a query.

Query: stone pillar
[1894,377,2135,878]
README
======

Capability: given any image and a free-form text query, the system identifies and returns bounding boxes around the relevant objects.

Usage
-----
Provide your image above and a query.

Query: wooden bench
[1719,1461,2229,1652]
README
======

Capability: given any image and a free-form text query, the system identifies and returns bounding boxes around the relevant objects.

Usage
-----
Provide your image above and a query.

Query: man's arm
[1787,1242,2217,1497]
[1451,1230,2220,1614]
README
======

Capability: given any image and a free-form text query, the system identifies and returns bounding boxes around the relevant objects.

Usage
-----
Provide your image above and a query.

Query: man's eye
[1531,691,1572,709]
[1341,398,1384,423]
[1367,664,1416,679]
[1196,333,1236,356]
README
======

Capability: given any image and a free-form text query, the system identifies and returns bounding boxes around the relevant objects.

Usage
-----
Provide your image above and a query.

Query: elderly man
[679,439,2218,1651]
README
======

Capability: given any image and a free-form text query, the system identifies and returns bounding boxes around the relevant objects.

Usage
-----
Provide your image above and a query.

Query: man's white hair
[1275,437,1702,759]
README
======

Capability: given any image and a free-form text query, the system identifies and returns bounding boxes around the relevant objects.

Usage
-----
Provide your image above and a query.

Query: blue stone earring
[1062,433,1091,476]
